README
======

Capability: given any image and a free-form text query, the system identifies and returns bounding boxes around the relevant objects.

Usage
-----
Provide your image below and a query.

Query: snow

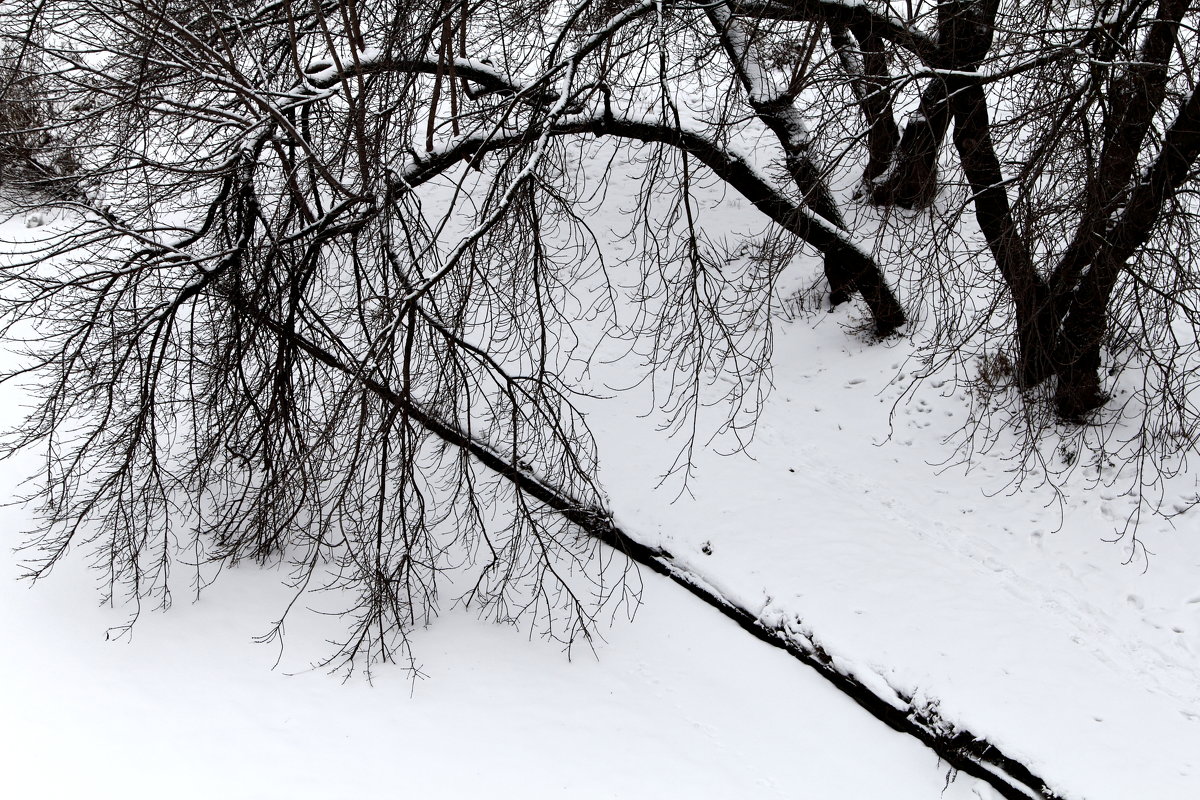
[0,433,997,799]
[0,188,1005,799]
[3,126,1200,800]
[581,302,1200,799]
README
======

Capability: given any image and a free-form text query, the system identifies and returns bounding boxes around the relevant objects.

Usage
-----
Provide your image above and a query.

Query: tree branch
[387,112,905,333]
[731,0,938,64]
[1047,0,1189,304]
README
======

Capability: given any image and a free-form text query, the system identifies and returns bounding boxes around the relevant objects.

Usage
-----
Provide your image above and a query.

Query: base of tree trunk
[821,248,905,333]
[824,253,853,306]
[829,288,851,306]
[1016,320,1059,390]
[825,246,906,335]
[868,160,939,209]
[1055,367,1106,420]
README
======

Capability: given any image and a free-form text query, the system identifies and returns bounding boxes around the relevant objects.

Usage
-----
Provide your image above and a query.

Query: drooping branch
[388,111,905,334]
[706,4,843,225]
[297,2,907,328]
[308,0,659,97]
[583,114,904,332]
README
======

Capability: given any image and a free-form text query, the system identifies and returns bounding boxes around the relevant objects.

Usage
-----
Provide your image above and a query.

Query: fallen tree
[246,296,1064,800]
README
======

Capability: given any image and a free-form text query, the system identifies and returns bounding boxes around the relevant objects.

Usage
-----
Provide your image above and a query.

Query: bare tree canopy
[2,0,1200,671]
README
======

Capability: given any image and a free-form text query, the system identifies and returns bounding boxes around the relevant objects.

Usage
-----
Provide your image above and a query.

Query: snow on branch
[732,0,938,63]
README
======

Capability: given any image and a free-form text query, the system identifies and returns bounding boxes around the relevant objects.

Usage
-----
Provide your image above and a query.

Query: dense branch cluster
[1,0,1199,662]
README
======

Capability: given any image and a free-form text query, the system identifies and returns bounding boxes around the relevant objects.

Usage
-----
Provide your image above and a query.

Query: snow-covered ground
[3,144,1199,800]
[575,149,1200,799]
[0,411,999,800]
[586,306,1200,799]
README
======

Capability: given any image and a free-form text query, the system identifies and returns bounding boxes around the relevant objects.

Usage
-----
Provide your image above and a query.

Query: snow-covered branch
[731,0,938,63]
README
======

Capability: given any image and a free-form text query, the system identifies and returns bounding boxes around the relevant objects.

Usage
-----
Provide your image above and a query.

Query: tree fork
[1053,80,1200,417]
[933,0,1060,386]
[1046,0,1188,308]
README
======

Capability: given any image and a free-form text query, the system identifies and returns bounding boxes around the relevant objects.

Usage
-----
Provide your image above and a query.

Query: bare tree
[3,0,1200,663]
[737,1,1200,547]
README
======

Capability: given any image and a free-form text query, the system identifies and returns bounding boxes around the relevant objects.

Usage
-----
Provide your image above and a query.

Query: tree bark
[708,5,894,314]
[829,22,899,184]
[1046,0,1189,415]
[868,79,948,209]
[949,79,1055,386]
[930,1,1056,384]
[1055,79,1200,417]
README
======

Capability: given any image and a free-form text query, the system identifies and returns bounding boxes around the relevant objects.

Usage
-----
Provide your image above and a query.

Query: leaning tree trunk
[868,79,949,209]
[707,4,904,319]
[242,289,1062,800]
[829,22,899,185]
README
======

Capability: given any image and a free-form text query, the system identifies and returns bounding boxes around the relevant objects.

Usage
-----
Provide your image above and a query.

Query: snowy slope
[0,432,1001,800]
[584,300,1200,799]
[4,135,1200,800]
[564,144,1200,799]
[0,202,1009,800]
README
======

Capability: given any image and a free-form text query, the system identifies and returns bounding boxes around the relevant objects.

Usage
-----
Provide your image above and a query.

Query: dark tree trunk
[870,0,1000,210]
[928,1,1056,384]
[1046,0,1189,414]
[829,22,899,184]
[1053,283,1107,419]
[856,29,898,182]
[828,243,907,334]
[1054,78,1200,416]
[868,79,948,209]
[948,79,1055,386]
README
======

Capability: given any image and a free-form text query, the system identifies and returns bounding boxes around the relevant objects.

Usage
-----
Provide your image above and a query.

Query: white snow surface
[576,148,1200,800]
[584,316,1200,799]
[0,401,997,799]
[3,143,1200,800]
